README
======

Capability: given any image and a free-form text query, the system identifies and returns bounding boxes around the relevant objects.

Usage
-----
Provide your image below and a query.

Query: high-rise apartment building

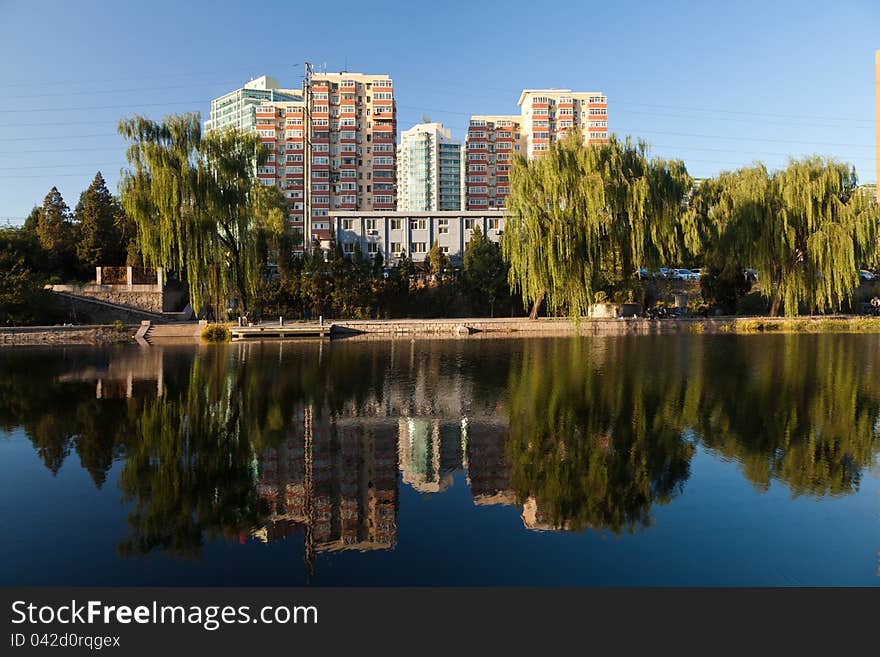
[207,72,396,249]
[463,115,524,210]
[204,76,301,133]
[518,89,608,158]
[464,88,607,209]
[397,122,462,211]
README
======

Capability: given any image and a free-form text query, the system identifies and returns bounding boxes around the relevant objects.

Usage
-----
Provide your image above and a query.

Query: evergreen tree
[463,226,508,316]
[427,240,449,276]
[36,186,78,277]
[22,206,40,236]
[75,172,126,268]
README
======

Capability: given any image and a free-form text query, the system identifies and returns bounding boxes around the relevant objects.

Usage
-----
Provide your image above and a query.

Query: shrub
[736,292,767,316]
[201,323,231,342]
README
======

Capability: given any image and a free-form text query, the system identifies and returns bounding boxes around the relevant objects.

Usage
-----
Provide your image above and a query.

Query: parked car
[659,267,673,279]
[691,268,703,278]
[637,268,655,280]
[671,268,699,281]
[744,268,759,282]
[858,269,876,281]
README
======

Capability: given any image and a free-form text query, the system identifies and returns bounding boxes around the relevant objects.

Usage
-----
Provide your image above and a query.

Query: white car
[859,269,876,282]
[671,268,699,281]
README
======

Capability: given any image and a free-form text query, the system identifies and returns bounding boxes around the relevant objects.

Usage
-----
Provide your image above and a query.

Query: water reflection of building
[252,408,399,574]
[249,369,567,575]
[55,348,164,399]
[398,418,464,493]
[465,420,516,506]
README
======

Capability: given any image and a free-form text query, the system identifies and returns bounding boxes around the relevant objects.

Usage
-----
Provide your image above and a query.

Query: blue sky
[0,0,877,221]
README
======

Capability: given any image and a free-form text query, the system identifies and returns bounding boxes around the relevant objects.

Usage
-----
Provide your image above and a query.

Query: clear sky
[0,0,877,222]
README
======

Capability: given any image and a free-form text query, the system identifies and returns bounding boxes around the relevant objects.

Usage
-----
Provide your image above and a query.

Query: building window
[343,242,355,254]
[390,219,402,230]
[390,242,403,255]
[342,219,353,230]
[412,242,427,253]
[412,219,427,230]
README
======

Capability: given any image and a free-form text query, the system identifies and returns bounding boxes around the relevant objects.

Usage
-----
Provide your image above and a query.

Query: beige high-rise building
[464,88,607,209]
[208,72,396,250]
[518,89,608,158]
[463,115,524,210]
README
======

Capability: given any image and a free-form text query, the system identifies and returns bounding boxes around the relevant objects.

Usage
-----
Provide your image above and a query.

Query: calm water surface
[0,335,878,586]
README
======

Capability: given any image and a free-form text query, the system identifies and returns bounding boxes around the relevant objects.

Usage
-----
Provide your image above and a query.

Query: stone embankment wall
[0,325,135,346]
[50,284,164,314]
[331,317,730,337]
[52,292,166,325]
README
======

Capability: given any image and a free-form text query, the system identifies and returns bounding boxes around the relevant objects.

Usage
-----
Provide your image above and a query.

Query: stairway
[136,322,201,345]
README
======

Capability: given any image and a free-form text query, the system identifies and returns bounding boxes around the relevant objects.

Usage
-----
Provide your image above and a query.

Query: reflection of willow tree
[115,342,390,558]
[505,338,695,533]
[505,336,880,534]
[0,344,391,560]
[117,350,266,558]
[0,350,129,486]
[690,335,880,496]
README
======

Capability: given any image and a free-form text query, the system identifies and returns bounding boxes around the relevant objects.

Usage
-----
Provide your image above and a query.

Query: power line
[0,100,213,114]
[0,162,119,171]
[1,79,253,101]
[0,133,118,142]
[4,67,266,89]
[2,140,876,174]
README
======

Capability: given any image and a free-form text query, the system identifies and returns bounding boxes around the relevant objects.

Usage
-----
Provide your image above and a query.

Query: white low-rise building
[331,211,505,265]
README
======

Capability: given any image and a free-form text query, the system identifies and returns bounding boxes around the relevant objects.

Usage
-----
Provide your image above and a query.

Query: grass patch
[722,317,880,334]
[201,323,231,342]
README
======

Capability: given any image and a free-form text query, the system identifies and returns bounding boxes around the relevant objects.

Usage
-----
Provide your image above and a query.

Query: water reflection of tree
[505,338,695,533]
[118,352,267,558]
[503,335,880,535]
[690,335,880,496]
[0,349,129,486]
[1,335,878,556]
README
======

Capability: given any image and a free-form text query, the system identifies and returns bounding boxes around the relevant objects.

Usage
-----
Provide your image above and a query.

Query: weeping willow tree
[118,113,282,317]
[691,157,879,316]
[502,132,695,318]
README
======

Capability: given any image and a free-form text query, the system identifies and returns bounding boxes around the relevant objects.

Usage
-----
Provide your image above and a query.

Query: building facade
[207,72,397,250]
[517,89,608,158]
[463,115,524,210]
[397,122,462,211]
[331,210,504,266]
[204,76,301,133]
[464,88,607,210]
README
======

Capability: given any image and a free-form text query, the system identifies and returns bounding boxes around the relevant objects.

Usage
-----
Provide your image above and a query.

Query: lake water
[0,335,878,586]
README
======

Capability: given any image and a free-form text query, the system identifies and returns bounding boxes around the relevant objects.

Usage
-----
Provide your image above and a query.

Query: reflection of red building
[251,410,398,561]
[465,420,515,506]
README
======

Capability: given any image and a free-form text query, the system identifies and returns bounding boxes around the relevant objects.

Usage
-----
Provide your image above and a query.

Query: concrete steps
[136,322,201,344]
